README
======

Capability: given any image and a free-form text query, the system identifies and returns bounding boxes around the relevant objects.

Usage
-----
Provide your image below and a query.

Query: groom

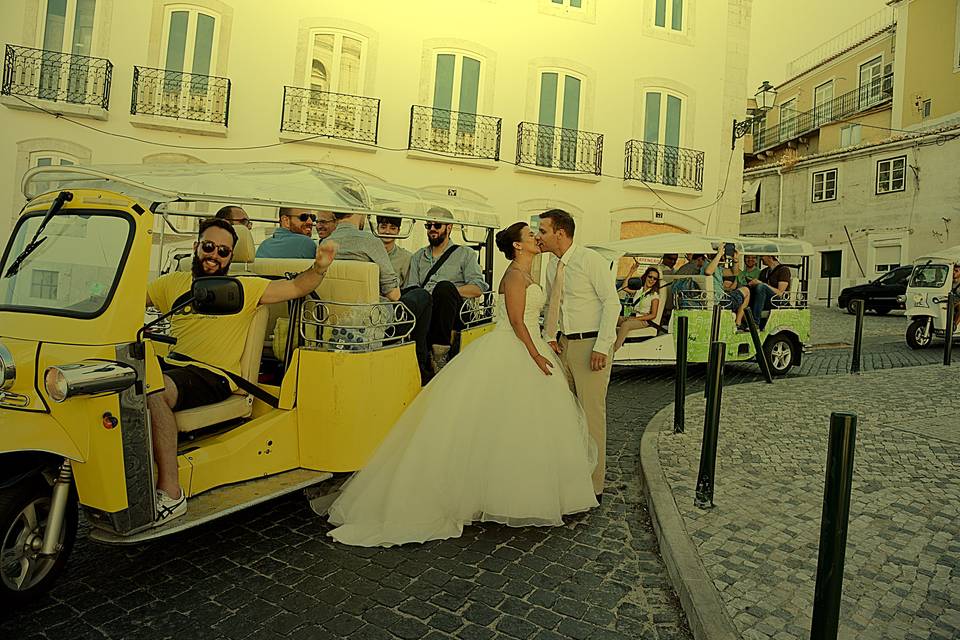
[537,209,621,501]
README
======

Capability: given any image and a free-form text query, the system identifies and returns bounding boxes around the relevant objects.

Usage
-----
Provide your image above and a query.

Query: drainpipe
[777,166,784,237]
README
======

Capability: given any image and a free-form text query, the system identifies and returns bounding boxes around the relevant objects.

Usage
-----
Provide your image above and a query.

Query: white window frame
[813,80,834,127]
[812,168,838,203]
[876,156,906,195]
[840,124,861,148]
[28,150,79,197]
[430,50,485,115]
[954,0,960,72]
[873,244,902,273]
[160,5,221,76]
[779,97,798,139]
[304,29,369,95]
[653,0,687,33]
[858,55,884,110]
[537,68,585,131]
[36,0,97,53]
[421,49,487,155]
[550,0,583,7]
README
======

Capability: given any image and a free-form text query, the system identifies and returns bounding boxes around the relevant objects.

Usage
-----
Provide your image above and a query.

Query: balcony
[280,86,379,144]
[624,140,704,191]
[753,73,893,153]
[408,105,501,161]
[131,66,230,127]
[2,44,112,110]
[516,122,603,175]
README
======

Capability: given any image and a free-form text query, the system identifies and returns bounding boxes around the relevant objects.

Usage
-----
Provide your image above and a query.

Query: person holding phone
[705,247,751,327]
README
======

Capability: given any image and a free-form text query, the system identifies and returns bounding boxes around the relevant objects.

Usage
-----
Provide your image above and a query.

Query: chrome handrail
[300,299,415,351]
[459,291,496,327]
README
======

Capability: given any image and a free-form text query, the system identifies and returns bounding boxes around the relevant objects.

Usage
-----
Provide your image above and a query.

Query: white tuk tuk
[902,245,960,349]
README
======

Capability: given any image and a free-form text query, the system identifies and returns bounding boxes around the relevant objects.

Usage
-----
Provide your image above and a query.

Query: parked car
[837,265,912,314]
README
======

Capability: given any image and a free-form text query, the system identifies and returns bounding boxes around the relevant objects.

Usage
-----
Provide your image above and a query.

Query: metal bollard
[810,412,858,640]
[674,316,689,434]
[850,299,865,374]
[944,293,955,366]
[744,307,774,384]
[705,303,722,399]
[694,341,725,509]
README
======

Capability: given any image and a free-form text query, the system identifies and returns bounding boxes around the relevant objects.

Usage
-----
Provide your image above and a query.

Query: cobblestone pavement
[1,314,943,640]
[808,304,907,346]
[656,364,960,640]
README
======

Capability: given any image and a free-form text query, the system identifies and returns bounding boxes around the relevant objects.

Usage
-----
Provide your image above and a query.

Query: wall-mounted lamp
[732,81,778,149]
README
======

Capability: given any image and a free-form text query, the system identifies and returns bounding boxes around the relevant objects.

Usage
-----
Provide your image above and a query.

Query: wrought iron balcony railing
[408,105,501,160]
[280,86,379,144]
[753,73,893,152]
[516,121,603,174]
[2,44,112,109]
[131,66,231,126]
[624,140,704,190]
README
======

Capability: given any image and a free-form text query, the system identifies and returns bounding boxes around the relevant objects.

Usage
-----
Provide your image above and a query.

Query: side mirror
[191,276,244,315]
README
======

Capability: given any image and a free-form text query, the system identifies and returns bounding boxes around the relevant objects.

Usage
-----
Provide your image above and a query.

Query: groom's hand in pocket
[548,340,562,355]
[590,351,608,371]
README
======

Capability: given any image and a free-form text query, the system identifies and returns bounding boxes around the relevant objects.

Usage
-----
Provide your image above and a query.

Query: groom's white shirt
[542,243,621,354]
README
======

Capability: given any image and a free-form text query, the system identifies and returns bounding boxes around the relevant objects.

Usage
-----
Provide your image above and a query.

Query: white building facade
[1,0,752,257]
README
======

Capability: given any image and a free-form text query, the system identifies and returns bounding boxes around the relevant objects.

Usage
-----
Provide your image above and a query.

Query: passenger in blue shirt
[256,208,317,259]
[704,248,751,327]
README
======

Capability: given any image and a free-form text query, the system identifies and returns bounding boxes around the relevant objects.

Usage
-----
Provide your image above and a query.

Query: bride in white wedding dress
[326,222,598,547]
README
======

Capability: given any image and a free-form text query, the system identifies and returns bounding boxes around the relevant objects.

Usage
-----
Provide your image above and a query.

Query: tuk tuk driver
[145,218,337,525]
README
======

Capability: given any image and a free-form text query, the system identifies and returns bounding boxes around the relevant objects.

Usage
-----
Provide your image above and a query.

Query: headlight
[0,343,14,390]
[43,361,137,403]
[896,295,906,304]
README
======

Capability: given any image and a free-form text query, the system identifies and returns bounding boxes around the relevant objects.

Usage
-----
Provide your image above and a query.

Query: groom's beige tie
[544,259,565,340]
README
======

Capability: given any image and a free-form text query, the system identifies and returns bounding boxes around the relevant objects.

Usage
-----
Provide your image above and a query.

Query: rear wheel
[906,317,933,350]
[763,334,795,376]
[846,299,864,314]
[0,477,77,605]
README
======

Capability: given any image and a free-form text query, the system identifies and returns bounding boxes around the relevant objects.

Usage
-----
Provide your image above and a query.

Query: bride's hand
[532,353,554,376]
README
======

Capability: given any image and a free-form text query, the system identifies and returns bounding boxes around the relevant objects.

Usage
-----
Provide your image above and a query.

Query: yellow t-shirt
[147,272,271,390]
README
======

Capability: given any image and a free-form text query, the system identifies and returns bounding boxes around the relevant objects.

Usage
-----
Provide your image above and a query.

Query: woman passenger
[613,267,661,351]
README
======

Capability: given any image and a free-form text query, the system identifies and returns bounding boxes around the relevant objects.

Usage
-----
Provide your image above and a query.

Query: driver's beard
[428,230,448,247]
[191,253,230,279]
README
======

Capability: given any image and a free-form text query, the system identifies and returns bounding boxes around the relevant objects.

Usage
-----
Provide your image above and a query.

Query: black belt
[561,331,599,341]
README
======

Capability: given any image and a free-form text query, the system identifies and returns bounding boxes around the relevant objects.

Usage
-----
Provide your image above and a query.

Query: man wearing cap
[405,207,488,374]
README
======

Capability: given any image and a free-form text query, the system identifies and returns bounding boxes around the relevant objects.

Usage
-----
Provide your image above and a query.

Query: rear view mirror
[191,276,244,315]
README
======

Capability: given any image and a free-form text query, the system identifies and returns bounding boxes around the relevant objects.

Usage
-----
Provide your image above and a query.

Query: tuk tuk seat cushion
[228,225,256,275]
[174,305,269,433]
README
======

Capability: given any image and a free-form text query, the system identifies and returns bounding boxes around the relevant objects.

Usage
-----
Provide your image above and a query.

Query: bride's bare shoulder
[497,269,536,295]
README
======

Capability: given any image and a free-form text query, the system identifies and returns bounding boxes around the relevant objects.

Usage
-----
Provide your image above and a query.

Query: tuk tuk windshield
[0,211,133,318]
[909,264,949,289]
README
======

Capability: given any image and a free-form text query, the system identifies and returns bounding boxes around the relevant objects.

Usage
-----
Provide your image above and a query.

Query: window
[876,156,906,194]
[654,0,684,31]
[536,70,583,168]
[30,270,59,300]
[812,169,837,202]
[39,0,97,102]
[28,151,77,197]
[741,180,761,214]
[779,97,798,139]
[306,31,366,95]
[641,90,683,185]
[162,7,218,77]
[874,245,901,273]
[551,0,582,6]
[813,80,834,127]
[425,51,483,151]
[858,56,883,110]
[921,99,932,119]
[840,124,861,148]
[955,0,960,70]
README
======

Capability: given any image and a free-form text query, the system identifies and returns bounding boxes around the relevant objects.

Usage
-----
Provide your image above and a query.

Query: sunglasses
[200,240,233,258]
[424,222,446,230]
[284,213,316,223]
[646,275,659,280]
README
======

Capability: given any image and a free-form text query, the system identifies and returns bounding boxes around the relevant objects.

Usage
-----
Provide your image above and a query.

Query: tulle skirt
[326,326,598,547]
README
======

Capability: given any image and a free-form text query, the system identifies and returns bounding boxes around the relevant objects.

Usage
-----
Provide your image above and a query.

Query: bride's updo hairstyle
[495,222,528,260]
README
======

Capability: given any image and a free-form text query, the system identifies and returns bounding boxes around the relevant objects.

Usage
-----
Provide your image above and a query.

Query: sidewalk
[641,364,960,640]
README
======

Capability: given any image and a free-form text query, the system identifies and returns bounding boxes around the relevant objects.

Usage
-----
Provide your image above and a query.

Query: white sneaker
[154,488,187,526]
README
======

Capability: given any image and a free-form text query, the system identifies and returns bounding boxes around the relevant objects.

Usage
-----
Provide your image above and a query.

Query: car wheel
[906,318,932,350]
[0,477,77,605]
[763,334,795,376]
[845,299,862,315]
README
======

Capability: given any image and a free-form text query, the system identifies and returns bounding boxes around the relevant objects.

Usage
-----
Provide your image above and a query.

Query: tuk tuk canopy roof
[911,245,960,264]
[588,233,814,261]
[21,162,501,228]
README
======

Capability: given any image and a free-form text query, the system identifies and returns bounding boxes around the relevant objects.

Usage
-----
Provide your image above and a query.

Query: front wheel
[763,334,795,376]
[906,317,933,350]
[0,477,77,605]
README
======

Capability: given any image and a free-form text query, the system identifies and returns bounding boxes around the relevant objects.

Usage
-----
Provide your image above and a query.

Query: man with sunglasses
[215,204,252,229]
[405,207,488,375]
[145,218,337,525]
[255,207,318,259]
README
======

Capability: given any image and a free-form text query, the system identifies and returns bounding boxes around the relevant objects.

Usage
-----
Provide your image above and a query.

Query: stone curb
[639,403,740,640]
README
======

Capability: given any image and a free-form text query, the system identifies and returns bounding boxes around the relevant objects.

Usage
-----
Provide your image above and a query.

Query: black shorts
[720,289,745,311]
[157,358,232,411]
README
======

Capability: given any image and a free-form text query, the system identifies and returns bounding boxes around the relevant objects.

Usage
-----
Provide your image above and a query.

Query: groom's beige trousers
[558,336,612,495]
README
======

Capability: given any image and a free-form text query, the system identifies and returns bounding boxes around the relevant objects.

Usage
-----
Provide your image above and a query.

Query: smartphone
[724,243,736,258]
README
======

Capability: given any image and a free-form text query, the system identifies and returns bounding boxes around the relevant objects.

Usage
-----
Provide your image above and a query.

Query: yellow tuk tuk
[0,163,498,603]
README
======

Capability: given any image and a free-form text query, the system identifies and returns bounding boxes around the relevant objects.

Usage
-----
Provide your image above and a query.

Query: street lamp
[731,80,778,149]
